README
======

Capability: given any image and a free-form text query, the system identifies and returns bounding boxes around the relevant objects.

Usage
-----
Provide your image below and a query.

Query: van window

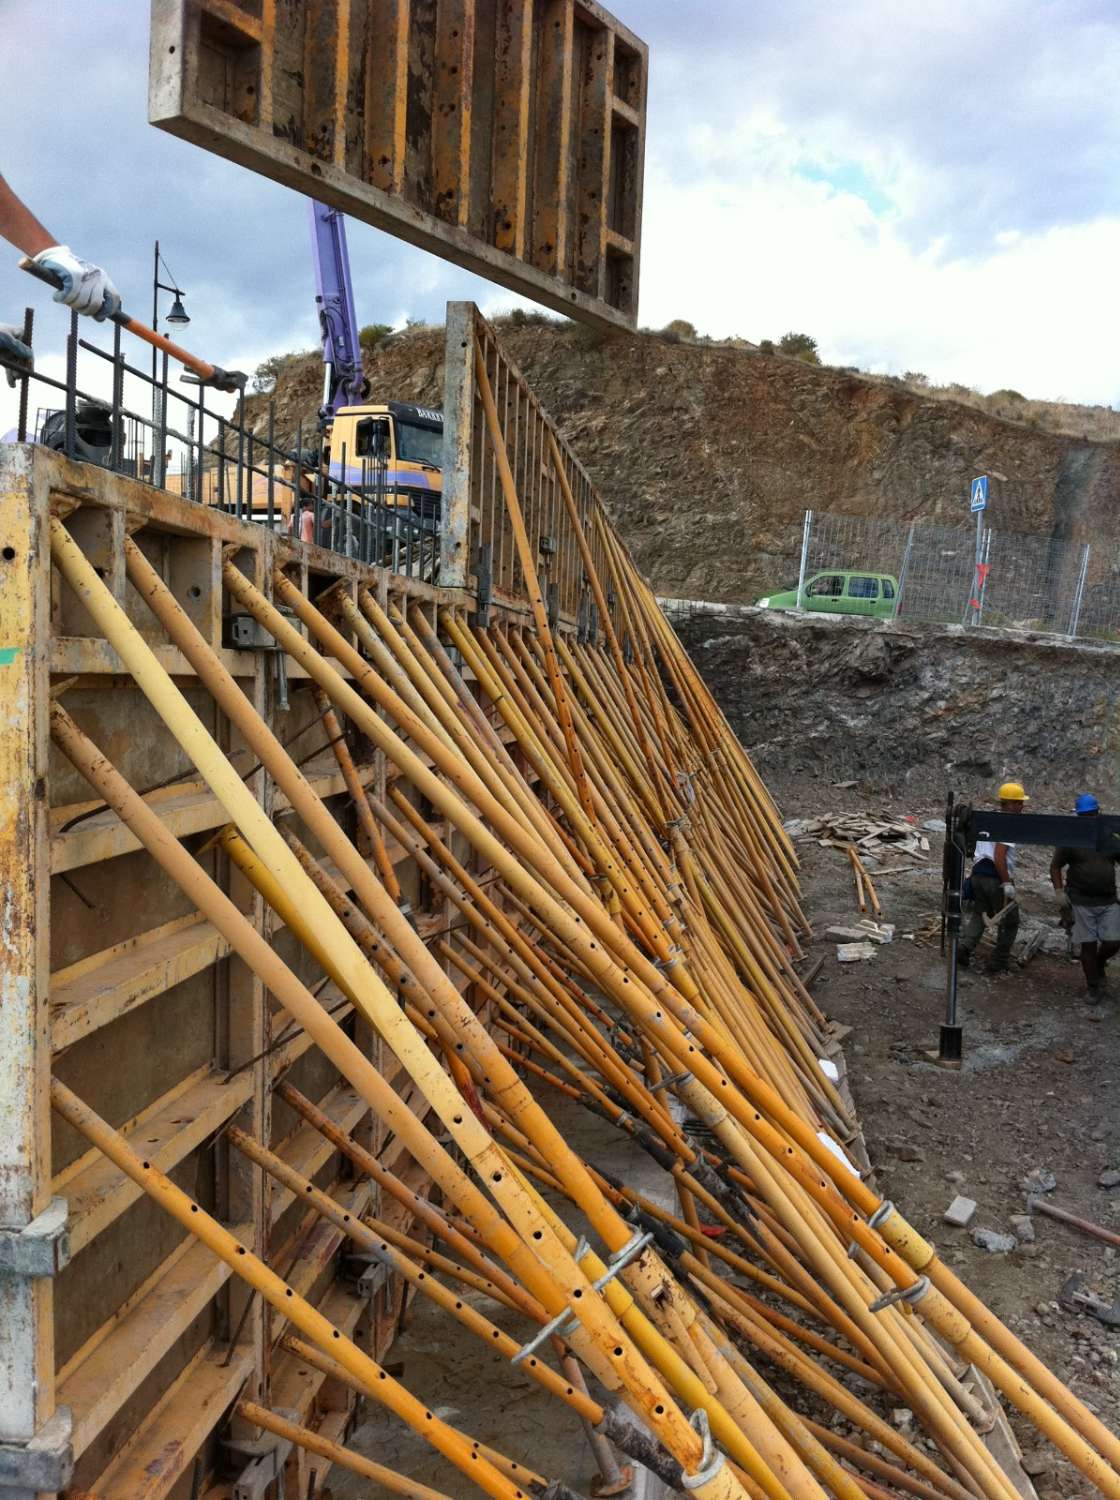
[847,575,879,599]
[881,579,895,599]
[807,574,843,598]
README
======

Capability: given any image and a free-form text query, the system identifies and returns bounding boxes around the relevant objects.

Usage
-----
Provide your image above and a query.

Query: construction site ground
[331,791,1119,1500]
[793,791,1120,1499]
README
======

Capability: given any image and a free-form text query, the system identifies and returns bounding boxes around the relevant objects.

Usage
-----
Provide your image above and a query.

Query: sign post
[969,476,988,625]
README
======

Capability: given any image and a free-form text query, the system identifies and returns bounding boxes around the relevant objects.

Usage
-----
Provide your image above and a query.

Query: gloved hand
[1001,882,1016,902]
[31,245,121,321]
[0,324,32,385]
[1057,893,1072,915]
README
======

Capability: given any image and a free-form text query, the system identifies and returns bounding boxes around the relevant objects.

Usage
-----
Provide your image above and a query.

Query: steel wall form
[0,440,518,1500]
[1,303,641,1499]
[148,0,648,330]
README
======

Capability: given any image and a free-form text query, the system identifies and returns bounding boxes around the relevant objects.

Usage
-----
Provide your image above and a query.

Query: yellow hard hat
[997,780,1029,803]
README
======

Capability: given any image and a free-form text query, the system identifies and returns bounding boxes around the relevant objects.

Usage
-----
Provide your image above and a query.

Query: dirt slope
[251,319,1120,602]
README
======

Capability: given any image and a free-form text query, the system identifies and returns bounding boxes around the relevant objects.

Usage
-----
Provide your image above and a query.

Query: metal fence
[0,301,439,579]
[748,510,1112,642]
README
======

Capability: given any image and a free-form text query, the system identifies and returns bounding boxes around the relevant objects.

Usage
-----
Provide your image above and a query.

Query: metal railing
[1,303,439,580]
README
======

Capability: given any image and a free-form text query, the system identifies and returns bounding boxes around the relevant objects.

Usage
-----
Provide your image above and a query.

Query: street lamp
[151,240,189,486]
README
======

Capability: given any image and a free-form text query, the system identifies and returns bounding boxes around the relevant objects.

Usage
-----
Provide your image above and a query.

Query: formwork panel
[148,0,647,329]
[0,443,506,1498]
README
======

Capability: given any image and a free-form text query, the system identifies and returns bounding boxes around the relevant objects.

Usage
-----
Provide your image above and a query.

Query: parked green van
[756,570,899,618]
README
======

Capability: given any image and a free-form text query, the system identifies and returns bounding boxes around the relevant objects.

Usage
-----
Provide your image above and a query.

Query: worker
[0,171,121,372]
[959,780,1026,973]
[1050,794,1120,1003]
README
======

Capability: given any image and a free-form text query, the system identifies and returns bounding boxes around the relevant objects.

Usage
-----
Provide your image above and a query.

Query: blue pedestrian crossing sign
[970,475,989,512]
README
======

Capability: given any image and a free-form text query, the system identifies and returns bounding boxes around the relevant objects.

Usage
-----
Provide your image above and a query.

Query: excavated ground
[797,809,1120,1500]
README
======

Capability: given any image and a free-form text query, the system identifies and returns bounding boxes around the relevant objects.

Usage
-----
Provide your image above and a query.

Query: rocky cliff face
[251,319,1120,602]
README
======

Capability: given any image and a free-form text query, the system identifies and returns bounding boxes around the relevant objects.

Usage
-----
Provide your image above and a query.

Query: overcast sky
[3,0,1119,431]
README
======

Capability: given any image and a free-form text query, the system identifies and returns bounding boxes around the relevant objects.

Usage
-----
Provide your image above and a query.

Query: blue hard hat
[1076,793,1100,815]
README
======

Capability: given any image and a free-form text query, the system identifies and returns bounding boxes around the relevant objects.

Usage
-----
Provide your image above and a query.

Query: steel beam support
[0,446,56,1495]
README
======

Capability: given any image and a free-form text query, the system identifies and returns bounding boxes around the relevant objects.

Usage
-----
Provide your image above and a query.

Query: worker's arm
[0,173,54,257]
[994,843,1016,902]
[1050,850,1072,912]
[0,173,120,320]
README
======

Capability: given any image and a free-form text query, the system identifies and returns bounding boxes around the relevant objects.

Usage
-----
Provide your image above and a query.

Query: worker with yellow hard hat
[959,780,1027,973]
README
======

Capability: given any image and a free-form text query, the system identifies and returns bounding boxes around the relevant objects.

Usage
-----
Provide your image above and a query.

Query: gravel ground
[796,797,1120,1498]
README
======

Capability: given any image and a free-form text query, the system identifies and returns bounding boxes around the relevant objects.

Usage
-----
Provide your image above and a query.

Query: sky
[2,0,1120,433]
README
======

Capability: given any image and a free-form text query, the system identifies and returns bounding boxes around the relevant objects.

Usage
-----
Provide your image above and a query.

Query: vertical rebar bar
[64,309,78,458]
[16,307,33,444]
[267,400,276,530]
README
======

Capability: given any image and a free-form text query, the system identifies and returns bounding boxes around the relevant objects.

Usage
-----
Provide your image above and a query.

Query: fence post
[894,522,915,620]
[795,509,812,609]
[1068,543,1091,639]
[975,527,993,626]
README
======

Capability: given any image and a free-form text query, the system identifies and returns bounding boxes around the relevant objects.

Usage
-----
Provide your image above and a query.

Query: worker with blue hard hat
[1051,793,1120,1003]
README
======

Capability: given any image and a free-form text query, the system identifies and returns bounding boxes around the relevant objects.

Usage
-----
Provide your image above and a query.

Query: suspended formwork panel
[148,0,648,330]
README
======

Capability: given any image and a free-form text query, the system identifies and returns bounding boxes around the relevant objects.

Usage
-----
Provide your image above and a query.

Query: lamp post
[151,240,190,488]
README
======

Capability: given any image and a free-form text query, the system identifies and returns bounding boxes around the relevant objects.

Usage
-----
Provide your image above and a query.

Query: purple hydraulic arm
[308,199,369,424]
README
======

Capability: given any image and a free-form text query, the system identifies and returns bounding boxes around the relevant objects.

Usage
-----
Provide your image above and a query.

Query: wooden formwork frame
[149,0,648,331]
[0,431,546,1500]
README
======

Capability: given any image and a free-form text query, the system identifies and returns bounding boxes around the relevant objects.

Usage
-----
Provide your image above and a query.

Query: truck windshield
[396,421,443,469]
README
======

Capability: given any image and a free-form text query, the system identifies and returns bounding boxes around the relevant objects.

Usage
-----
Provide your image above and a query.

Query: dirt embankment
[672,606,1120,809]
[253,319,1120,603]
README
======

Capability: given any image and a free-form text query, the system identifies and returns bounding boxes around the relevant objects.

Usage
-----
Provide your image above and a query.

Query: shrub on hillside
[777,332,820,364]
[758,338,775,354]
[903,371,929,387]
[359,323,393,351]
[252,352,302,394]
[660,318,697,343]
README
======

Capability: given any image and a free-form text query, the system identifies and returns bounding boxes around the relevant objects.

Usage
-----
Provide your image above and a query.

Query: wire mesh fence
[664,509,1117,644]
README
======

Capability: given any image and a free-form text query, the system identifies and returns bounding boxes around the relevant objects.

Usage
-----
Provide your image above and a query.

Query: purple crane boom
[308,199,369,425]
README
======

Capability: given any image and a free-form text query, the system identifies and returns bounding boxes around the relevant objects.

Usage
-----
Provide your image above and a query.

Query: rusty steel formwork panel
[148,0,648,329]
[0,442,516,1500]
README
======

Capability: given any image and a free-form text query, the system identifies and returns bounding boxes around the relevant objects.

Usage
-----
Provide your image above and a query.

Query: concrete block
[944,1196,977,1227]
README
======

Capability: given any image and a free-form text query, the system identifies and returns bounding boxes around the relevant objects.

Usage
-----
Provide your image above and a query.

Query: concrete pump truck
[308,200,443,522]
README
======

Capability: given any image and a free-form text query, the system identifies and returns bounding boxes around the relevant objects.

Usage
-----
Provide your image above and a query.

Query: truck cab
[327,400,443,518]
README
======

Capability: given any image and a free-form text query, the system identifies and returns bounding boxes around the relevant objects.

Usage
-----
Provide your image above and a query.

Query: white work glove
[0,324,32,385]
[1002,882,1016,901]
[32,245,121,321]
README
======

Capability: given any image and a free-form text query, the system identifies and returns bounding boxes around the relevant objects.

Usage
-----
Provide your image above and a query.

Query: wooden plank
[491,0,533,256]
[573,17,611,297]
[63,1070,253,1256]
[431,0,476,226]
[51,912,229,1055]
[61,1230,244,1458]
[364,0,410,192]
[85,1342,253,1500]
[50,759,351,874]
[531,0,574,279]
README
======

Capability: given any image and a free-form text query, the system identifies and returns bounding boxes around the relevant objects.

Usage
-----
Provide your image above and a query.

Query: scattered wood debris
[783,812,930,863]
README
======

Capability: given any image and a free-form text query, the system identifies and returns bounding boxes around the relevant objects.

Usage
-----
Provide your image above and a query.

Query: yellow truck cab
[327,400,443,518]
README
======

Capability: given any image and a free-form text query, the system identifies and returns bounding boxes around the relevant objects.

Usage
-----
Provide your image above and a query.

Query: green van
[756,570,899,618]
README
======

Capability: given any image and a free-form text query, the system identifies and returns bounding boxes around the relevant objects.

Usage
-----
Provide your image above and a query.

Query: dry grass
[879,375,1120,442]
